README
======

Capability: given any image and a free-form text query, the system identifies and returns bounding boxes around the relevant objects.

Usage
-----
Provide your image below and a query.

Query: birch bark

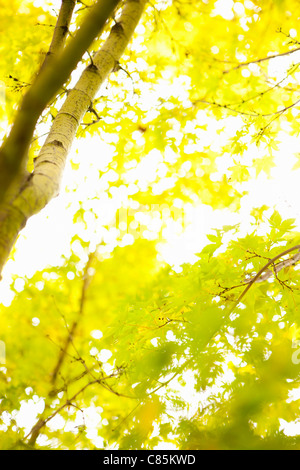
[0,0,147,277]
[0,0,121,203]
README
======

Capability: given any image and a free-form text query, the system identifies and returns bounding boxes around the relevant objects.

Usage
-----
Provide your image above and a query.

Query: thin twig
[232,245,300,309]
[26,252,94,446]
[196,96,300,119]
[51,252,94,384]
[223,46,300,74]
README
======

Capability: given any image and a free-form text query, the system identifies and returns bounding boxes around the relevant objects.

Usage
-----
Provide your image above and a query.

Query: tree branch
[233,245,300,310]
[0,0,147,277]
[223,46,300,74]
[51,252,94,384]
[25,253,94,446]
[39,0,77,74]
[0,0,121,204]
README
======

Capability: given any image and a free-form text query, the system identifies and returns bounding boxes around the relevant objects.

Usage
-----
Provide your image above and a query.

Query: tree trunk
[0,0,147,278]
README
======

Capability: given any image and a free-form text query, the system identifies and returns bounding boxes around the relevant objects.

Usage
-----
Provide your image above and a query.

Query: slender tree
[0,0,146,276]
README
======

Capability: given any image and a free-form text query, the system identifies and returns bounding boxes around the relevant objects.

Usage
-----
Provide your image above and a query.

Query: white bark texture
[0,0,147,276]
[0,0,121,202]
